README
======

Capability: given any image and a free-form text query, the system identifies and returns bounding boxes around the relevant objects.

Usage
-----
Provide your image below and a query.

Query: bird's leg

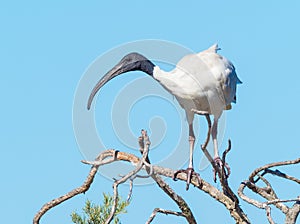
[212,118,219,160]
[212,118,230,182]
[173,123,201,190]
[212,118,221,182]
[188,124,195,169]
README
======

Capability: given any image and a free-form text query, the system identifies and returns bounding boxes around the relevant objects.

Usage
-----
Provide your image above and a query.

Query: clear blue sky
[1,1,300,223]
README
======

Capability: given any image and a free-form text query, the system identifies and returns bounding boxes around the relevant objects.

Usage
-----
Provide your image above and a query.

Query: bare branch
[191,109,249,223]
[249,158,300,183]
[146,208,185,224]
[285,198,300,224]
[139,129,197,224]
[34,144,252,224]
[105,130,151,224]
[221,139,231,178]
[150,173,197,224]
[266,206,275,224]
[35,124,300,224]
[260,168,300,184]
[126,178,133,203]
[239,180,289,213]
[256,174,279,200]
[239,157,300,224]
[222,139,231,163]
[266,198,300,206]
[238,181,275,224]
[82,149,139,166]
[218,140,238,203]
[33,165,99,224]
[238,181,264,208]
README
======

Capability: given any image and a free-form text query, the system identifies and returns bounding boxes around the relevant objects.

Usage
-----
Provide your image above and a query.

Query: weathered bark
[33,123,299,224]
[239,158,300,224]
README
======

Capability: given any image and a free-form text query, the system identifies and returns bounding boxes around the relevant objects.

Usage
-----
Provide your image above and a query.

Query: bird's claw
[173,167,202,190]
[213,157,231,182]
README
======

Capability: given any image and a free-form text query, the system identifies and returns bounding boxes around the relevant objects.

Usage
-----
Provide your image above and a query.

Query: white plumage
[153,44,240,121]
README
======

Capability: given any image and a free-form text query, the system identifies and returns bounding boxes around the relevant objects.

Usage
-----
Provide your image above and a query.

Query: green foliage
[71,193,129,224]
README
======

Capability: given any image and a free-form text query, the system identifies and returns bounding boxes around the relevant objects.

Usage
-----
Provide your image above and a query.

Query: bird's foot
[173,167,202,190]
[213,157,231,183]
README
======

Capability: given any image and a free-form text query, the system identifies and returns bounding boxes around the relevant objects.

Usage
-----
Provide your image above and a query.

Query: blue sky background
[1,1,300,223]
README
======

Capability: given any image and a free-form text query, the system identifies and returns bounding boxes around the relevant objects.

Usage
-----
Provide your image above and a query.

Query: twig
[266,198,300,205]
[249,158,300,183]
[238,181,275,224]
[193,110,237,202]
[221,139,231,179]
[151,172,197,223]
[218,140,237,203]
[239,182,300,224]
[126,179,134,203]
[222,139,231,163]
[239,157,300,224]
[33,165,99,224]
[138,129,197,224]
[239,180,289,213]
[192,109,248,223]
[256,174,278,200]
[146,208,185,224]
[260,168,300,184]
[105,130,151,224]
[35,147,250,224]
[266,206,275,224]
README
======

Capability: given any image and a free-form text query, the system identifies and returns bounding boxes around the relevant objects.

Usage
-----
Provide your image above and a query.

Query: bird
[87,44,242,189]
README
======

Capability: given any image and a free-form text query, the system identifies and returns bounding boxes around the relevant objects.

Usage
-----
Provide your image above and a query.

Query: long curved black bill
[87,63,123,110]
[87,52,155,110]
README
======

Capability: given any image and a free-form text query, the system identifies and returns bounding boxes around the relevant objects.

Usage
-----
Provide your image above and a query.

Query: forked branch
[138,130,197,224]
[33,115,250,224]
[146,208,185,224]
[33,113,299,224]
[239,158,300,224]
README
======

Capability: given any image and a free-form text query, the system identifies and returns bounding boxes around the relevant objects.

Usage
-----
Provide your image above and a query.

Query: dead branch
[239,158,300,224]
[222,139,232,178]
[34,112,251,224]
[126,178,133,203]
[146,208,185,224]
[105,130,151,223]
[192,110,242,211]
[266,206,275,224]
[285,198,300,224]
[33,165,99,224]
[34,146,250,224]
[238,181,275,224]
[33,124,300,224]
[260,168,300,184]
[33,116,299,224]
[249,158,300,183]
[149,172,197,223]
[160,109,249,224]
[138,129,197,224]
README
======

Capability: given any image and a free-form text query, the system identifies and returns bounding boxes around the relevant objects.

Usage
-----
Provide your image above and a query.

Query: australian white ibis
[87,44,242,189]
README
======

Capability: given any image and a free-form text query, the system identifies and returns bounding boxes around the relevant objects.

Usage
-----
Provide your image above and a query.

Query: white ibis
[87,44,242,189]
